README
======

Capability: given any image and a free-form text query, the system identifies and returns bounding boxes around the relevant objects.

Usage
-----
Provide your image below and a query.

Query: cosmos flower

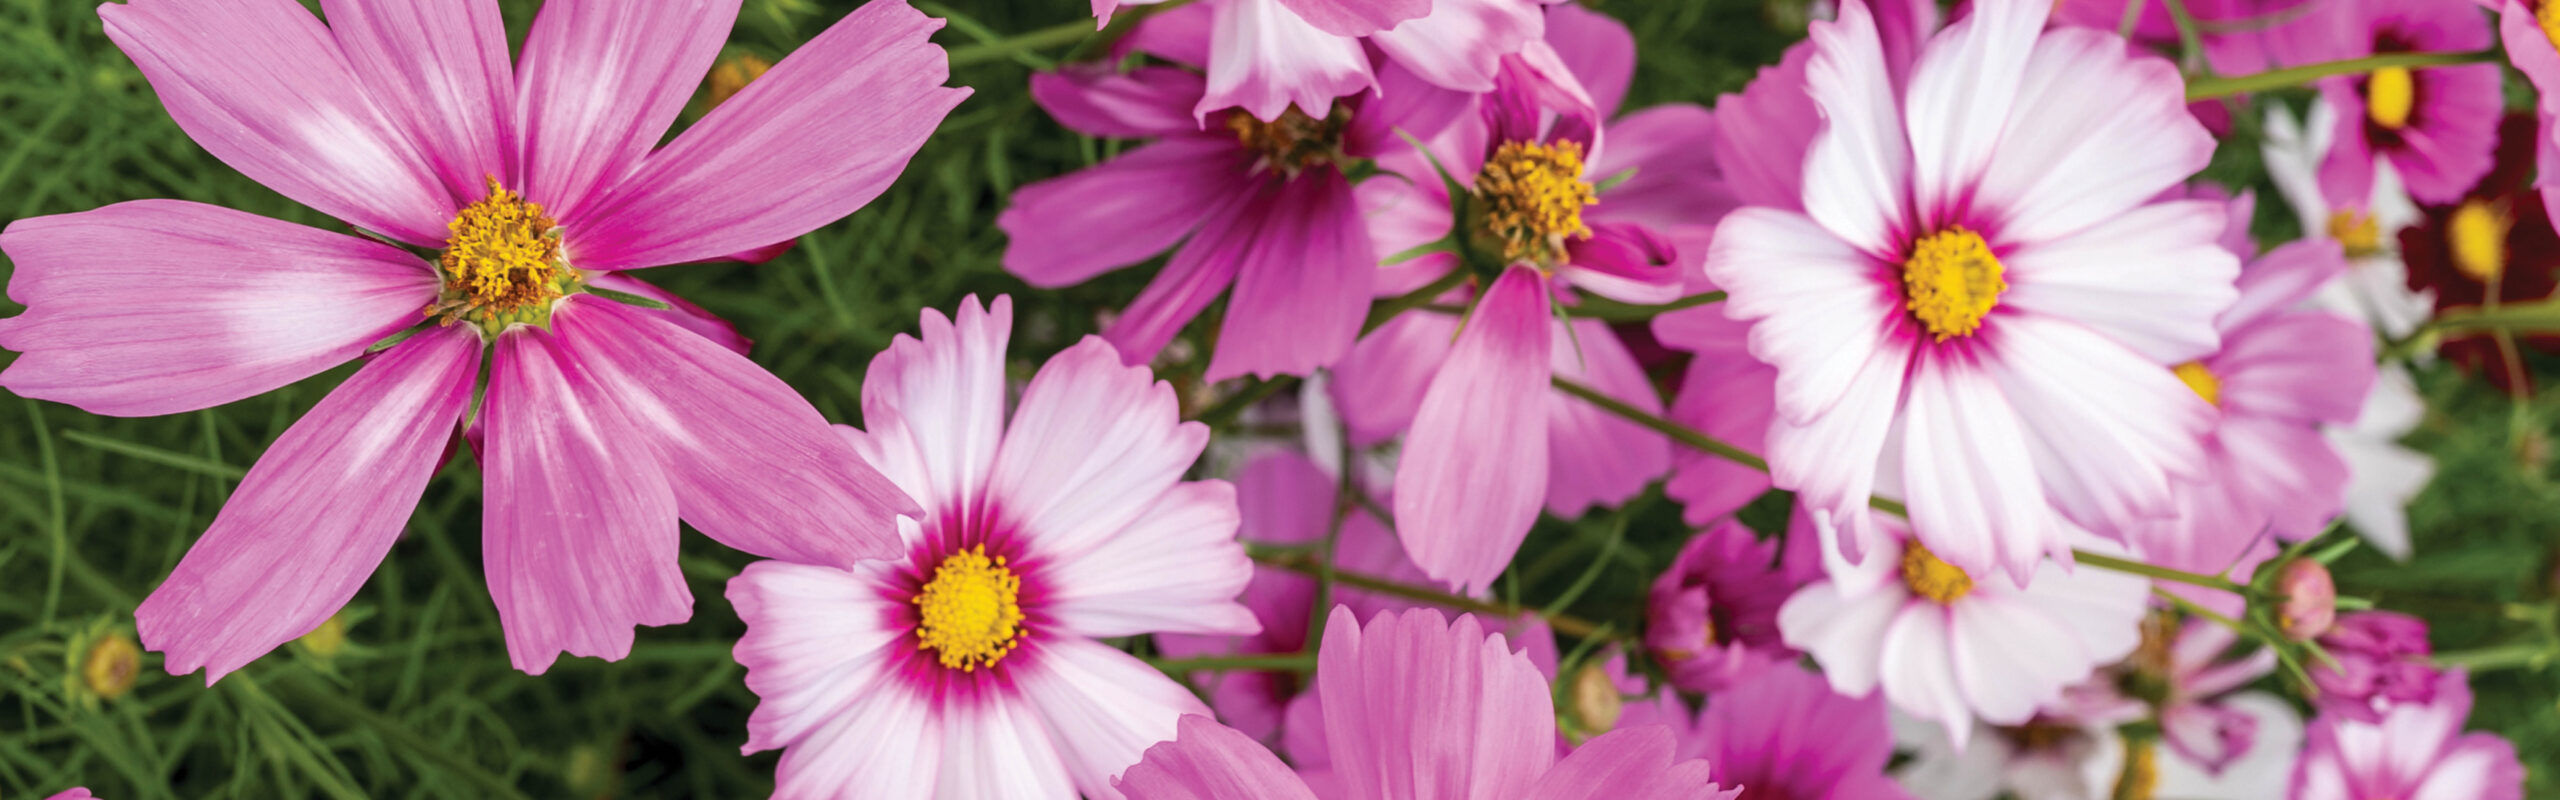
[1642,520,1814,693]
[43,789,93,800]
[2263,98,2435,341]
[1617,664,1912,800]
[0,0,967,680]
[1331,5,1735,591]
[2291,669,2524,800]
[726,296,1260,799]
[2070,616,2282,775]
[1115,607,1735,800]
[1893,693,2305,800]
[1777,509,2152,746]
[1102,0,1549,123]
[2307,610,2444,722]
[1703,0,2236,582]
[2398,114,2560,393]
[2297,0,2501,206]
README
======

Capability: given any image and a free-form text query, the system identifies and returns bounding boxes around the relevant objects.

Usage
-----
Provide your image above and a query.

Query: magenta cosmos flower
[2291,669,2524,800]
[726,296,1259,799]
[1619,664,1911,800]
[1116,607,1735,800]
[2299,0,2501,205]
[1642,520,1812,693]
[0,0,966,680]
[1703,0,2238,583]
[1100,0,1550,123]
[1332,5,1735,591]
[998,41,1470,380]
[1777,509,2151,746]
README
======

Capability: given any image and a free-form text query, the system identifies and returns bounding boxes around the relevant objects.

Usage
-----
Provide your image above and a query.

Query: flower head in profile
[1618,664,1911,800]
[1704,0,2237,583]
[0,0,969,681]
[1116,607,1735,800]
[1642,521,1812,693]
[727,296,1260,799]
[2290,669,2524,800]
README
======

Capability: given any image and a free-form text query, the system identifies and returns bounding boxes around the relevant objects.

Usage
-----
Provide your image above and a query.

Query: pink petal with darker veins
[515,0,738,221]
[1117,715,1319,800]
[1317,608,1557,800]
[583,272,753,355]
[322,0,517,207]
[1208,168,1376,381]
[1034,64,1213,139]
[1004,138,1251,290]
[1277,0,1428,37]
[1199,0,1373,123]
[135,325,481,684]
[1394,267,1553,593]
[1544,317,1670,517]
[1369,0,1544,93]
[1524,726,1733,800]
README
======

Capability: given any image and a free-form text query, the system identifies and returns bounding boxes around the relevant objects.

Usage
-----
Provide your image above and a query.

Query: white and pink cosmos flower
[2291,669,2525,800]
[1703,0,2238,583]
[726,296,1260,799]
[0,0,967,680]
[1101,0,1553,124]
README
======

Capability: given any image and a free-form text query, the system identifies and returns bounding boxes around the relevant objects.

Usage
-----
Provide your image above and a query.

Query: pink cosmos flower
[2307,610,2444,722]
[1331,5,1735,591]
[2480,0,2560,231]
[2291,668,2525,800]
[1777,509,2152,746]
[2296,0,2501,205]
[1618,664,1912,800]
[0,0,967,681]
[1102,0,1550,124]
[2263,98,2436,342]
[1115,607,1735,800]
[1641,520,1813,693]
[2069,617,2281,775]
[1703,0,2237,583]
[726,296,1260,798]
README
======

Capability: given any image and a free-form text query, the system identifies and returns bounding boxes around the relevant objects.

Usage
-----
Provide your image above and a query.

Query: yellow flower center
[2540,0,2560,57]
[1226,104,1349,175]
[429,178,575,336]
[81,633,140,701]
[705,52,772,110]
[1900,540,1974,604]
[913,546,1027,672]
[1473,139,1597,267]
[1901,227,2007,341]
[2327,210,2384,258]
[299,611,349,659]
[2448,198,2512,282]
[2173,361,2222,406]
[2366,66,2415,131]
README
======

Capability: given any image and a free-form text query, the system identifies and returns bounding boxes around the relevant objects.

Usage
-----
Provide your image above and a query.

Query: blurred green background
[0,0,2552,796]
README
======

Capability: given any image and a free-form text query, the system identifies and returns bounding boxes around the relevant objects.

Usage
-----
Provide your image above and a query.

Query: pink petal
[1041,480,1260,638]
[1583,105,1740,256]
[1524,726,1733,800]
[1200,0,1374,123]
[2217,312,2377,426]
[563,0,971,270]
[1117,715,1319,800]
[2409,734,2526,800]
[99,0,451,245]
[320,0,517,206]
[1342,60,1479,159]
[1003,139,1250,290]
[1700,208,1899,422]
[772,674,944,797]
[134,326,480,684]
[726,561,910,754]
[482,326,689,674]
[1034,64,1213,139]
[2221,239,2349,333]
[847,295,1012,521]
[1774,580,1903,696]
[991,338,1212,561]
[1999,199,2240,365]
[1710,42,1819,211]
[1542,2,1635,115]
[1971,26,2215,245]
[1017,637,1224,799]
[1276,0,1428,36]
[551,297,916,568]
[1368,0,1544,94]
[1394,268,1554,592]
[1544,318,1670,517]
[1988,314,2213,537]
[2503,0,2560,100]
[1207,168,1375,381]
[1896,354,2060,584]
[1947,595,2099,724]
[515,0,738,221]
[582,272,753,355]
[1099,185,1262,365]
[0,200,437,417]
[1799,0,1914,257]
[1655,306,1776,525]
[1559,222,1684,305]
[1328,311,1457,445]
[1899,0,2044,221]
[1317,608,1557,800]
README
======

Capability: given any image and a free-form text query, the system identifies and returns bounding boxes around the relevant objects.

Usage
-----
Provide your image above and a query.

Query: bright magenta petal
[1327,310,1456,445]
[1117,715,1318,800]
[1002,138,1249,289]
[1544,317,1670,517]
[1542,2,1635,115]
[321,0,517,206]
[515,0,738,220]
[1523,726,1733,800]
[135,326,480,684]
[581,272,754,355]
[1275,0,1427,37]
[1034,65,1210,139]
[1207,168,1374,381]
[1393,267,1553,593]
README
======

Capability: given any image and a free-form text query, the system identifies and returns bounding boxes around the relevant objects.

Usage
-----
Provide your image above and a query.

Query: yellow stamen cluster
[2541,0,2560,56]
[2366,66,2415,131]
[1901,227,2007,341]
[1473,140,1598,266]
[913,546,1028,672]
[430,178,573,335]
[1226,104,1349,175]
[1900,540,1974,604]
[2327,210,2384,258]
[706,53,772,110]
[2173,361,2222,407]
[2448,198,2513,282]
[81,633,140,701]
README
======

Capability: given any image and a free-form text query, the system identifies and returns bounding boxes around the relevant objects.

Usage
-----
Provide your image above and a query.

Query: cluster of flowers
[5,0,2548,796]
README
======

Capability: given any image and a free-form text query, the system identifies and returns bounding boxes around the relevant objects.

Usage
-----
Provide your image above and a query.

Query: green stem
[1146,652,1319,673]
[1249,549,1619,641]
[2186,50,2501,101]
[2161,0,2209,77]
[1364,267,1471,334]
[944,20,1093,68]
[2434,642,2554,672]
[1550,376,1765,471]
[2078,549,2251,594]
[1560,291,1726,322]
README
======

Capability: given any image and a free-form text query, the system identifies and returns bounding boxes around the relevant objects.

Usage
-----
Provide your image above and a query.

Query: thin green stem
[1550,376,1764,471]
[1561,291,1726,322]
[2079,549,2251,594]
[2186,50,2500,101]
[944,20,1092,68]
[1364,267,1471,334]
[1249,549,1620,642]
[1145,652,1320,673]
[2433,642,2553,672]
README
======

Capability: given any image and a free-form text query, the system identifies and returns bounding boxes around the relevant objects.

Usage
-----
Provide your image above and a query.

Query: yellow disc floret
[81,633,140,701]
[2327,210,2384,258]
[1226,104,1349,175]
[2540,0,2560,56]
[1901,227,2007,341]
[1900,540,1974,604]
[2173,361,2222,407]
[430,178,574,336]
[913,546,1028,672]
[2366,66,2415,131]
[2448,198,2512,282]
[1473,139,1598,267]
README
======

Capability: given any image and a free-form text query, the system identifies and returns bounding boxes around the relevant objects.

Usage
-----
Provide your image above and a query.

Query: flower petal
[2222,238,2350,333]
[1276,0,1427,36]
[515,0,738,220]
[2217,312,2376,425]
[1318,608,1558,800]
[320,0,517,205]
[773,674,944,798]
[1900,0,2043,221]
[563,0,971,270]
[1947,595,2097,724]
[1999,199,2240,365]
[1018,638,1222,799]
[935,683,1079,798]
[0,201,437,417]
[1207,168,1375,381]
[1971,26,2214,245]
[98,0,451,244]
[1989,315,2213,536]
[1582,106,1740,255]
[1099,185,1261,365]
[992,338,1211,562]
[1897,354,2061,583]
[581,272,753,355]
[134,326,480,684]
[1525,726,1733,800]
[1394,268,1553,592]
[1656,305,1776,525]
[1545,317,1671,517]
[845,296,1013,525]
[1116,715,1319,800]
[1034,64,1213,139]
[1042,480,1259,638]
[1328,310,1457,445]
[1776,579,1903,696]
[1700,208,1901,423]
[1711,42,1820,211]
[1200,0,1373,123]
[1800,0,1914,256]
[727,561,911,754]
[1368,0,1543,93]
[1003,139,1251,290]
[1876,604,1971,746]
[553,296,917,568]
[1542,2,1635,116]
[482,326,689,674]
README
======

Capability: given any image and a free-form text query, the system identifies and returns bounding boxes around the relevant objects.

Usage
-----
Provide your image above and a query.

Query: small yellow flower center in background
[2173,361,2222,406]
[81,633,140,701]
[430,178,574,335]
[1226,104,1349,175]
[1901,227,2007,341]
[1474,139,1598,267]
[2327,210,2384,258]
[1568,663,1623,735]
[2539,0,2560,57]
[2366,66,2415,131]
[1900,540,1974,604]
[705,53,771,110]
[2448,198,2513,282]
[913,546,1027,672]
[299,612,349,659]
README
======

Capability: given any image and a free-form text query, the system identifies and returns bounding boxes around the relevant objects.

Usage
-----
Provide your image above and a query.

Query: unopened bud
[81,633,140,701]
[2275,559,2337,641]
[1568,663,1623,734]
[298,612,349,659]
